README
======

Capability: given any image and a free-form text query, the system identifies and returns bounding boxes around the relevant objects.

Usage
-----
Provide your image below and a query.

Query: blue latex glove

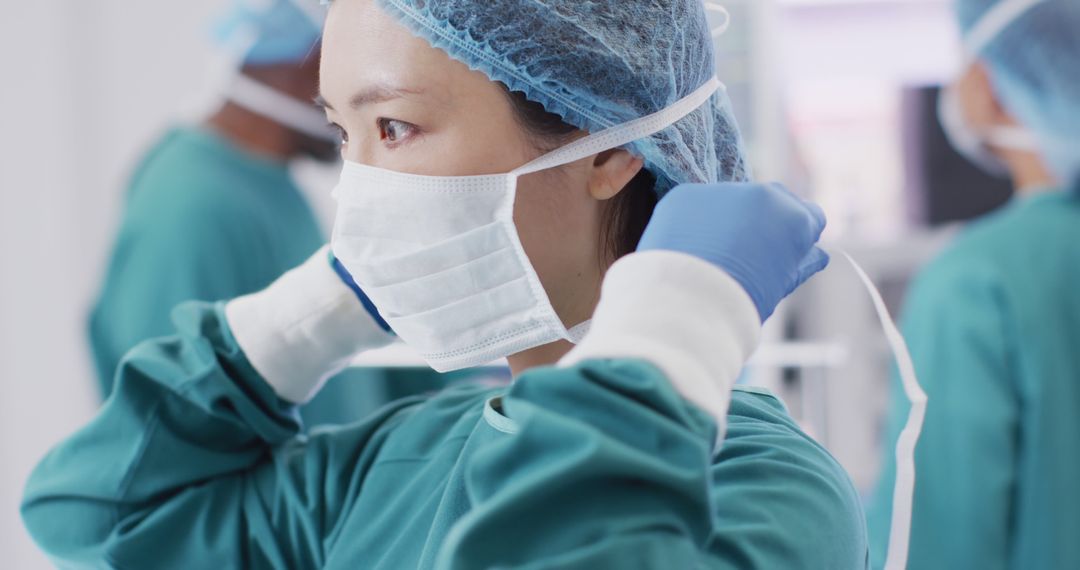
[329,253,393,332]
[638,183,829,322]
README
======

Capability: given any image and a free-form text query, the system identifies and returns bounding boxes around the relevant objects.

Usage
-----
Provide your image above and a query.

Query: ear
[588,149,645,201]
[964,61,1022,129]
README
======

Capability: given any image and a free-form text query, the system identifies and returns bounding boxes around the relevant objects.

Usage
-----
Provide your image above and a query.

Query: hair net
[957,0,1080,184]
[355,0,750,195]
[215,0,324,66]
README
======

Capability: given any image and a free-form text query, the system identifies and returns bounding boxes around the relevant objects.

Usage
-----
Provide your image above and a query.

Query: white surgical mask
[938,0,1046,177]
[330,77,722,372]
[938,85,1040,177]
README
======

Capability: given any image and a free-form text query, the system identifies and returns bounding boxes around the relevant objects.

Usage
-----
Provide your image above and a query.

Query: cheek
[513,170,603,292]
[957,73,997,127]
[410,124,533,176]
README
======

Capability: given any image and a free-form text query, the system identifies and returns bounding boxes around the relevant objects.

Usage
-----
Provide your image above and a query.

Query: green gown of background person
[25,300,868,569]
[867,189,1080,569]
[88,126,456,425]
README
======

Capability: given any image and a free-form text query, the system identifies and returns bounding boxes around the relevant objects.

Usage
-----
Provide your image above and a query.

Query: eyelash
[327,119,419,149]
[329,122,348,145]
[377,118,418,146]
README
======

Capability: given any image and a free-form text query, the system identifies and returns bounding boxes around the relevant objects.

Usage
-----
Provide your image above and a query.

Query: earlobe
[589,150,644,201]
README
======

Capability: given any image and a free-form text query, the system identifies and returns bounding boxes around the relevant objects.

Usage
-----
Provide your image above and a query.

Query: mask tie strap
[835,250,928,570]
[226,74,339,143]
[984,126,1042,152]
[963,0,1045,57]
[510,77,723,178]
[704,2,732,39]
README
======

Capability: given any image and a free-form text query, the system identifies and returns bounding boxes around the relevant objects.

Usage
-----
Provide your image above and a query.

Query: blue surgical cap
[215,0,323,66]
[368,0,750,195]
[957,0,1080,184]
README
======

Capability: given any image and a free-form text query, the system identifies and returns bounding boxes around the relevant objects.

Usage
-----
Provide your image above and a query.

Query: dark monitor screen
[901,85,1014,227]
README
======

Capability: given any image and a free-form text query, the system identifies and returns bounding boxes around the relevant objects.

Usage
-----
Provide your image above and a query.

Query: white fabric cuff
[225,245,395,403]
[560,251,761,446]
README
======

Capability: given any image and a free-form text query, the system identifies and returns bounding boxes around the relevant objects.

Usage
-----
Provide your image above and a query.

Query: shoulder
[720,389,860,506]
[125,127,288,225]
[920,192,1080,293]
[115,130,292,253]
[706,388,868,568]
[905,223,1009,318]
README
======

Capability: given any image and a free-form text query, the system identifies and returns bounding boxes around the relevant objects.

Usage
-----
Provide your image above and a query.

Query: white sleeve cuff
[225,245,395,404]
[559,251,761,445]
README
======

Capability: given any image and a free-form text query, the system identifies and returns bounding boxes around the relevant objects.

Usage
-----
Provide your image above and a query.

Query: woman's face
[320,0,640,336]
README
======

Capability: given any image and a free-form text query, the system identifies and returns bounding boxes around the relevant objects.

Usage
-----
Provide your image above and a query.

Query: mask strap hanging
[511,77,723,178]
[835,250,928,570]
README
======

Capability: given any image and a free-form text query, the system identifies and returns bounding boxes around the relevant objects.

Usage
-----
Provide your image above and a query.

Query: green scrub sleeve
[868,259,1018,569]
[30,304,725,570]
[23,301,410,570]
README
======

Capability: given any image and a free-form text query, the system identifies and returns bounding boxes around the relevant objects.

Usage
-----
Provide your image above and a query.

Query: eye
[377,118,418,145]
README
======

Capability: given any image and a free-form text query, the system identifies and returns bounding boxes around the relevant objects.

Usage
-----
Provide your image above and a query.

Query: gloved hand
[637,182,829,321]
[330,253,392,333]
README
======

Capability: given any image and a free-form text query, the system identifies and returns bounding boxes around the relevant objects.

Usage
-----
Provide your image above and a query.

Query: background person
[88,0,461,425]
[867,0,1080,567]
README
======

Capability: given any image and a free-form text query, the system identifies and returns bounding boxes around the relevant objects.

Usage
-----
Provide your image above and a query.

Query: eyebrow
[315,85,424,111]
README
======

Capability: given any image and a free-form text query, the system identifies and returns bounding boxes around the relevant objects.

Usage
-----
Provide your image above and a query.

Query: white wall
[0,1,219,566]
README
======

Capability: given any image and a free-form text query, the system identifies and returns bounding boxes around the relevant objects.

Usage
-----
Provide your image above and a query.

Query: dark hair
[501,87,658,265]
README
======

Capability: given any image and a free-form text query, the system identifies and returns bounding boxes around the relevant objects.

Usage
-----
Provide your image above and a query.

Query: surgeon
[868,0,1080,568]
[88,0,456,425]
[24,1,868,567]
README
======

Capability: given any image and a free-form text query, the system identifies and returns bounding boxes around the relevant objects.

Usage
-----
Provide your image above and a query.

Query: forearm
[225,245,395,403]
[562,251,761,444]
[23,248,394,566]
[23,302,297,566]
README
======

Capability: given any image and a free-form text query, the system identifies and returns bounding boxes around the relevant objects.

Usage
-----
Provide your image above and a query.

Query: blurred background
[0,1,1016,567]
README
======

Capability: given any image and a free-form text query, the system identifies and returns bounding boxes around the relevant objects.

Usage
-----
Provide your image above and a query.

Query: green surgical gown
[88,126,454,425]
[25,302,868,569]
[867,190,1080,569]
